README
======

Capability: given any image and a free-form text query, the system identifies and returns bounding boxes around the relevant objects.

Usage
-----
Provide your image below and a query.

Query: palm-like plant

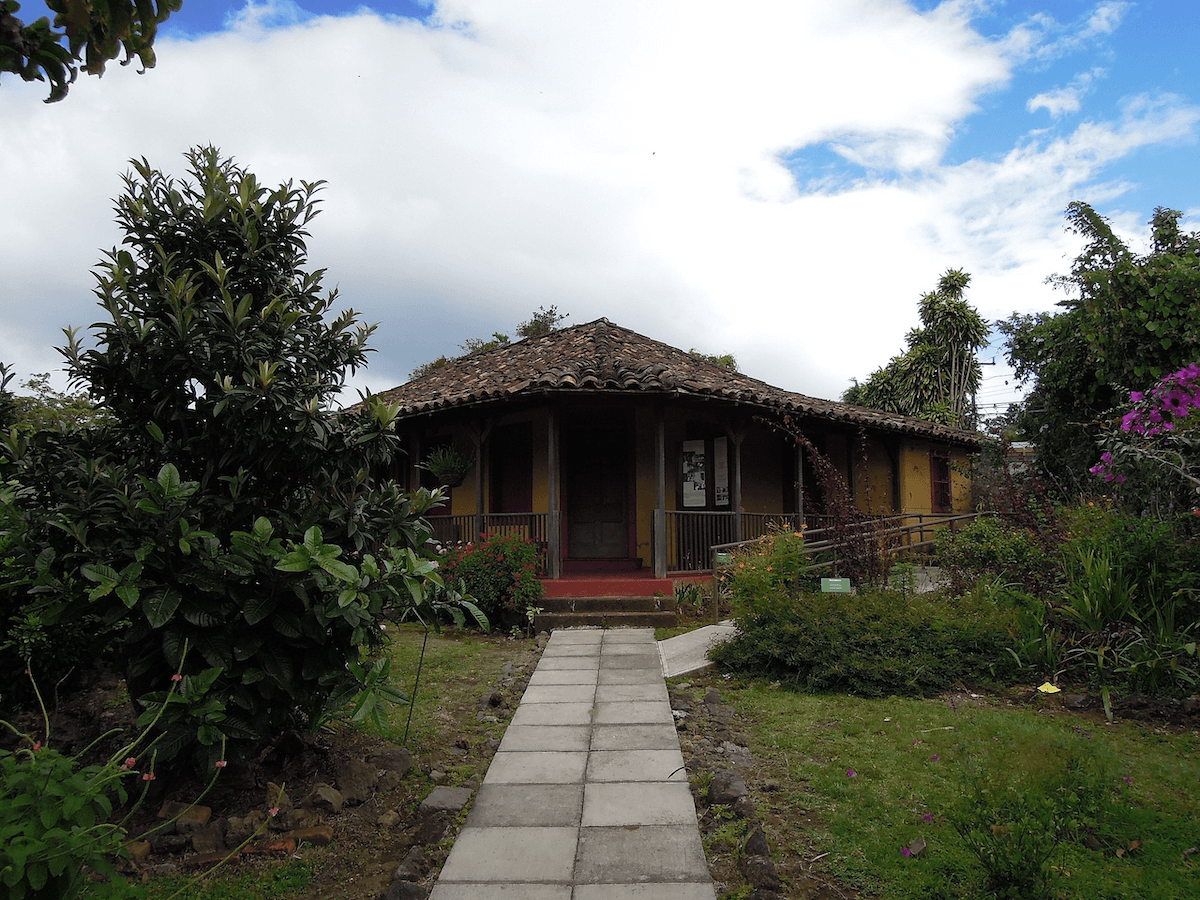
[843,269,988,429]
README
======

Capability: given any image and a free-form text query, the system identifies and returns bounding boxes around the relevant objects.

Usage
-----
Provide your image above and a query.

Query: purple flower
[923,813,934,822]
[847,768,857,778]
[901,847,912,857]
[930,754,940,761]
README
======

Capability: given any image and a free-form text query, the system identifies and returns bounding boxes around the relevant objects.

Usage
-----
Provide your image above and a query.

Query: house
[374,318,982,578]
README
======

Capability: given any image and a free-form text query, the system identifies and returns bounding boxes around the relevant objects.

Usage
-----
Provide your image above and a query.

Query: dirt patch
[3,632,545,900]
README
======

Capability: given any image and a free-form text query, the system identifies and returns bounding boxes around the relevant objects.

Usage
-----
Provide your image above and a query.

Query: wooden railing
[427,512,550,573]
[708,512,985,575]
[660,510,834,573]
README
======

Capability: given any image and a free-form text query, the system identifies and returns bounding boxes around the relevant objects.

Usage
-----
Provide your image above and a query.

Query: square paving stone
[582,782,697,826]
[431,886,572,900]
[597,669,664,686]
[590,723,681,751]
[528,668,599,686]
[600,630,656,644]
[510,702,594,726]
[520,683,597,704]
[548,630,603,645]
[598,653,662,670]
[483,750,588,784]
[602,642,659,654]
[592,700,673,725]
[537,656,602,670]
[575,825,710,883]
[437,826,578,882]
[586,749,686,782]
[541,644,602,657]
[468,783,584,827]
[594,683,668,703]
[498,724,591,753]
[573,885,716,900]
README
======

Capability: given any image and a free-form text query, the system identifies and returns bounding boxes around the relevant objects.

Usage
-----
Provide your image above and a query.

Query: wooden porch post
[547,408,562,579]
[468,420,493,540]
[724,421,748,544]
[411,433,423,494]
[794,442,804,527]
[654,406,666,579]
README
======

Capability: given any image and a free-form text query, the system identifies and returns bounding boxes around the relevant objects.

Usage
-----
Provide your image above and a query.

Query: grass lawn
[717,679,1200,900]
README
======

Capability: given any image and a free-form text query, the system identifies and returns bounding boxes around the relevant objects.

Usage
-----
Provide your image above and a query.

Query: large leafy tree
[1053,202,1200,385]
[843,269,988,429]
[995,309,1116,495]
[0,0,178,102]
[1,147,455,766]
[1000,202,1200,495]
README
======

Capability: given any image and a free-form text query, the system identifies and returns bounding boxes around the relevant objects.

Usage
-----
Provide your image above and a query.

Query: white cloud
[1027,68,1104,118]
[0,0,1195,407]
[999,1,1129,66]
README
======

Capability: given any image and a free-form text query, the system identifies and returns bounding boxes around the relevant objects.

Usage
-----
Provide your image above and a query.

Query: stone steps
[533,595,677,631]
[539,596,666,613]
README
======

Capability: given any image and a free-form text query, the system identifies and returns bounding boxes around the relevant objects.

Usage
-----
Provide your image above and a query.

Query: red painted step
[540,574,676,598]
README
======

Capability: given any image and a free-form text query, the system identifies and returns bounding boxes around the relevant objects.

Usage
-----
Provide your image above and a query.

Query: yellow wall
[899,440,972,515]
[853,437,896,515]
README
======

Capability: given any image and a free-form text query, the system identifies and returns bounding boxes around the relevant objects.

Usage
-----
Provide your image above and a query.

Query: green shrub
[950,746,1129,899]
[718,528,808,616]
[712,588,1021,696]
[936,516,1057,596]
[1060,503,1200,616]
[0,149,447,768]
[439,531,544,629]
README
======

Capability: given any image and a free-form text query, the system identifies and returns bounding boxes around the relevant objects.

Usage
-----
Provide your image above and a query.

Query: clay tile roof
[372,317,983,447]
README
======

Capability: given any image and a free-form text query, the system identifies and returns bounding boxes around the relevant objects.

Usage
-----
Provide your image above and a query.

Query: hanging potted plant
[419,446,474,488]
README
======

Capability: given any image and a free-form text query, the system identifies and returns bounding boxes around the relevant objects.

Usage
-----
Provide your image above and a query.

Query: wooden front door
[565,424,631,559]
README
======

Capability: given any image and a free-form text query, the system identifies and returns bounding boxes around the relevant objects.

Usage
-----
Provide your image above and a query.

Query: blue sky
[3,0,1198,416]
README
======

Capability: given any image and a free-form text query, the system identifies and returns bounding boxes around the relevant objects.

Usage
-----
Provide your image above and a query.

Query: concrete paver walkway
[429,628,717,900]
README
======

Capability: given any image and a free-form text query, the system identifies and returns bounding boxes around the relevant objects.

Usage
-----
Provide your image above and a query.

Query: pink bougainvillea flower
[847,768,857,778]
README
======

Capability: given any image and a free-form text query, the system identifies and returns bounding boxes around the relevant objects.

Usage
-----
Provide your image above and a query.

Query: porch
[428,510,974,579]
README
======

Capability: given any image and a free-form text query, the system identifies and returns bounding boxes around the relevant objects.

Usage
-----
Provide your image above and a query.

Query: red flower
[171,673,183,683]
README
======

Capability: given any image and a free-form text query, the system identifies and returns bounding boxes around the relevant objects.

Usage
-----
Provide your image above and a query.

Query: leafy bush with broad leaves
[439,531,544,629]
[712,588,1020,697]
[936,516,1058,596]
[0,147,458,768]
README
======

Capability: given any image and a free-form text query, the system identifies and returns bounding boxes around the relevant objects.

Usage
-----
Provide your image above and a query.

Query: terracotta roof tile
[372,318,983,447]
